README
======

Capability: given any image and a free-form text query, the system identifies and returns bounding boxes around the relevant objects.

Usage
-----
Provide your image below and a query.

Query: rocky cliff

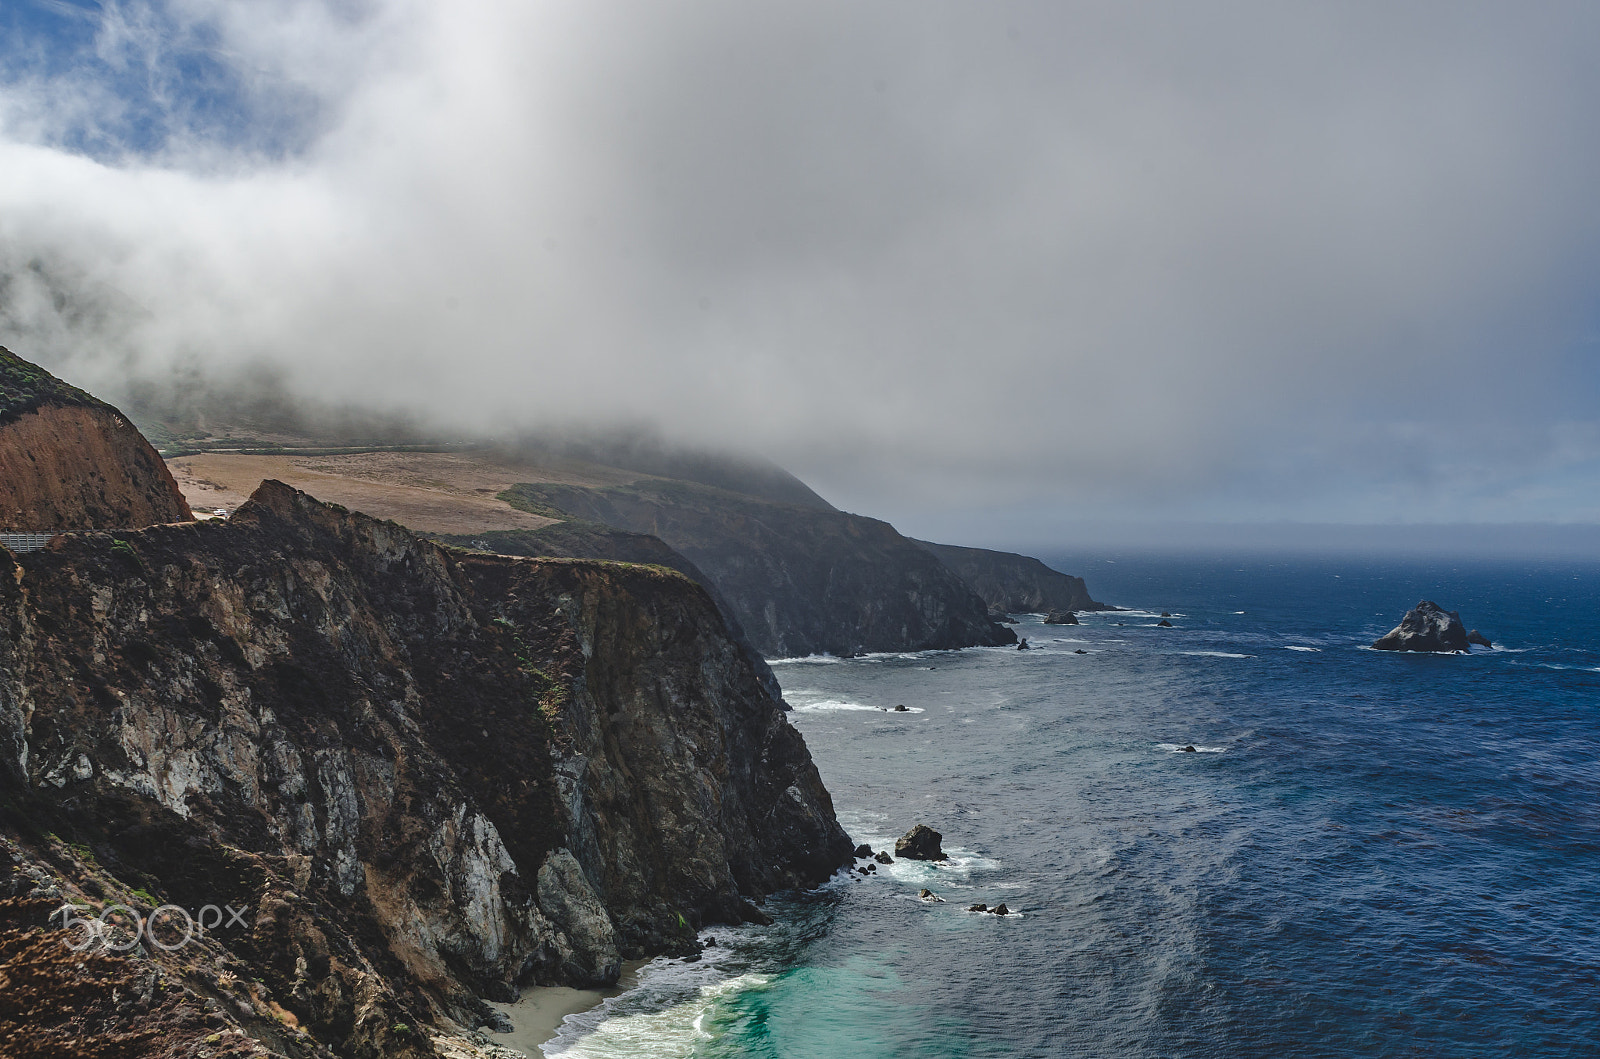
[0,347,192,531]
[503,480,1016,658]
[0,480,851,1057]
[913,540,1110,616]
[428,522,782,701]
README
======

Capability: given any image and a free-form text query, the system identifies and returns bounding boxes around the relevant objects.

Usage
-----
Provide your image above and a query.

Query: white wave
[766,654,846,665]
[545,973,771,1058]
[1158,743,1227,753]
[790,699,925,714]
[1284,646,1322,652]
[1180,651,1252,659]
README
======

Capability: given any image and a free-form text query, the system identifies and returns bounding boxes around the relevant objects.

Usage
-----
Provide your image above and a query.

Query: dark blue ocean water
[544,555,1600,1058]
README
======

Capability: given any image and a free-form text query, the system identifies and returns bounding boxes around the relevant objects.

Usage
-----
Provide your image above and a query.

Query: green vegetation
[109,538,144,570]
[0,345,105,425]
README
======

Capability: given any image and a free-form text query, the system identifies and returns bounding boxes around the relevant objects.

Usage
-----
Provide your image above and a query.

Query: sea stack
[1372,600,1472,653]
[895,824,949,861]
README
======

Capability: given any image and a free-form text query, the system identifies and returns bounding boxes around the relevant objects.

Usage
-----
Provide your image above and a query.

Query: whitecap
[545,972,771,1058]
[1180,651,1252,659]
[1158,743,1227,753]
[790,700,925,714]
[1284,646,1321,653]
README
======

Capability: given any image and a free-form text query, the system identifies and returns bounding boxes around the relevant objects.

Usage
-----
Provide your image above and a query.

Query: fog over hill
[2,2,1599,545]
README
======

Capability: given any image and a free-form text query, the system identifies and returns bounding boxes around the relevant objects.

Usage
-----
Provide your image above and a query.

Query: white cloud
[2,0,1598,531]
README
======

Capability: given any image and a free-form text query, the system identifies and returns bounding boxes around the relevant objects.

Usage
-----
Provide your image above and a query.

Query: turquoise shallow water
[544,554,1600,1058]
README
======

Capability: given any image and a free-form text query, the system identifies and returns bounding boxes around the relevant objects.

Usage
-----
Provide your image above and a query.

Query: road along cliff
[0,480,852,1057]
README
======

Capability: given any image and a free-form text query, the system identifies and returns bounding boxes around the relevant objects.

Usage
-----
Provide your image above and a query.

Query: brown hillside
[0,403,192,532]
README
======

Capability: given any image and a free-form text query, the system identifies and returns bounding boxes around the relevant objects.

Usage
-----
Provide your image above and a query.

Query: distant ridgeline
[0,346,191,532]
[435,472,1098,658]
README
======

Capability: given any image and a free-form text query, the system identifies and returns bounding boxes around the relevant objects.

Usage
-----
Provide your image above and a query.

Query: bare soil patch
[166,450,639,535]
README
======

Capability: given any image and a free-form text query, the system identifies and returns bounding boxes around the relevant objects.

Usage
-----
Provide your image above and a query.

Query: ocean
[539,553,1600,1058]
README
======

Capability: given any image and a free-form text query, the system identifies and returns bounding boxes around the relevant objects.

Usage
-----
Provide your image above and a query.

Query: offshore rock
[1044,611,1079,625]
[894,824,948,862]
[1467,629,1493,649]
[0,480,852,1054]
[1372,601,1471,653]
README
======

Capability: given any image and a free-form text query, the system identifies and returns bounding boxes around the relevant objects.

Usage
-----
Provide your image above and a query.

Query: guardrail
[0,533,55,553]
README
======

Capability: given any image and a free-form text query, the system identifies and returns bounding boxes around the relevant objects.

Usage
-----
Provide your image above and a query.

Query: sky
[2,1,1599,552]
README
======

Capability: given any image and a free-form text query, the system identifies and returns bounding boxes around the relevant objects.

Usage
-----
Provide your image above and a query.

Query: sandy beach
[485,962,645,1056]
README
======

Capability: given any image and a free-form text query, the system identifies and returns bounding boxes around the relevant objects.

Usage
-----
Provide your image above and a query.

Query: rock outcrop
[0,347,192,532]
[0,480,852,1055]
[1372,601,1472,653]
[1467,629,1493,649]
[1044,611,1079,625]
[894,824,947,862]
[912,541,1109,617]
[501,481,1015,658]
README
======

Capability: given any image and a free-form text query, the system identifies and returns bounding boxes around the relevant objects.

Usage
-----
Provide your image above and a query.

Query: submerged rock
[873,851,894,865]
[1372,600,1471,653]
[895,824,948,862]
[968,903,988,913]
[1181,746,1197,753]
[1156,619,1174,627]
[918,888,944,902]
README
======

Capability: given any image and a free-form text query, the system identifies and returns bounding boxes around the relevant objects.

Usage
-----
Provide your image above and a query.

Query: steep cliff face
[504,481,1015,658]
[0,347,192,531]
[429,523,782,701]
[913,541,1110,616]
[0,481,850,1057]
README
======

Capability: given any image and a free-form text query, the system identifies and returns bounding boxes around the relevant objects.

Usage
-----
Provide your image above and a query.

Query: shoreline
[485,962,646,1055]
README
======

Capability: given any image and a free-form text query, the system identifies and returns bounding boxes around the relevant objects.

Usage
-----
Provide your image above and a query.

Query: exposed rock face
[912,541,1109,616]
[503,481,1015,658]
[1044,611,1079,625]
[1372,601,1472,653]
[894,824,947,862]
[0,480,851,1055]
[430,523,780,700]
[1467,629,1493,649]
[0,347,191,532]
